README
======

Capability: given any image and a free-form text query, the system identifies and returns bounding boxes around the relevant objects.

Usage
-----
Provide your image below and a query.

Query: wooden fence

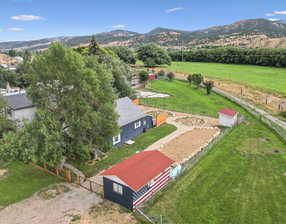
[156,112,168,127]
[132,98,140,105]
[32,163,102,193]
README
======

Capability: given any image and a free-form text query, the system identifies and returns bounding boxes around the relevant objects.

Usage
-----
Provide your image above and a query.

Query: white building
[218,108,238,127]
[1,93,36,125]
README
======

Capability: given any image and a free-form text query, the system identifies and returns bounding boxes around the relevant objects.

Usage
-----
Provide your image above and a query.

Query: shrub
[158,70,165,77]
[167,72,175,81]
[139,70,149,83]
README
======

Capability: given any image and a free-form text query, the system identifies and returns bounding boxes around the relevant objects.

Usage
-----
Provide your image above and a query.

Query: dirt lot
[0,184,101,224]
[159,127,220,163]
[73,201,138,224]
[139,105,220,163]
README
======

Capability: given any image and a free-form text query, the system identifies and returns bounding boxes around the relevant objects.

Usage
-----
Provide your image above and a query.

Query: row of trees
[169,47,286,68]
[0,39,135,166]
[107,44,171,67]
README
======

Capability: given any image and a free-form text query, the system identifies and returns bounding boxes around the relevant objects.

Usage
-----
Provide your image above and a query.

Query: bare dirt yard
[159,127,220,163]
[139,105,220,163]
[0,184,101,224]
[72,201,138,224]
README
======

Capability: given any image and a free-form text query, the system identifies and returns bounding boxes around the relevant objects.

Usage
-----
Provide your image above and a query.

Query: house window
[143,120,146,126]
[134,121,141,129]
[113,134,121,145]
[113,182,123,195]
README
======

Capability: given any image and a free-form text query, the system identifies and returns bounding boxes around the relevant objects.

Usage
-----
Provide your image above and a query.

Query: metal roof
[219,108,238,117]
[116,97,147,127]
[101,151,174,191]
[2,93,34,110]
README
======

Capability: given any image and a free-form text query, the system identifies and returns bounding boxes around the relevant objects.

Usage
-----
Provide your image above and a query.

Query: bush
[167,72,175,81]
[158,70,165,77]
[204,81,214,95]
[139,70,149,83]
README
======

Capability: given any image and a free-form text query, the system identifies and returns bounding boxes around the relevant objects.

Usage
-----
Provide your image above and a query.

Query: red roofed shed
[219,108,238,127]
[101,151,174,209]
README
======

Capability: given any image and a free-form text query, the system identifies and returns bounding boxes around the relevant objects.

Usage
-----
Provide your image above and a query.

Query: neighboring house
[113,97,153,146]
[101,150,174,210]
[1,93,36,123]
[219,108,238,127]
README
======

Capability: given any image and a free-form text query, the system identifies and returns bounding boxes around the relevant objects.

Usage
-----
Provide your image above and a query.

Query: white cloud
[111,24,127,29]
[266,13,275,17]
[166,7,184,13]
[11,14,44,21]
[7,27,24,31]
[274,11,286,15]
[268,18,280,21]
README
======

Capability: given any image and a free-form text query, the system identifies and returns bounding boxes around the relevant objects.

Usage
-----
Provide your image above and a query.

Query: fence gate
[77,175,102,193]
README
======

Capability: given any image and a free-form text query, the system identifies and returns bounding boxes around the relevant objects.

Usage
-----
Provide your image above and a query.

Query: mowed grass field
[168,62,286,95]
[141,80,238,117]
[0,161,60,207]
[141,80,286,224]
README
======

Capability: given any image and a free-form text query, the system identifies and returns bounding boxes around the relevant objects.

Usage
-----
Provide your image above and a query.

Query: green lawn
[0,161,60,207]
[71,124,177,177]
[141,80,240,117]
[140,80,286,224]
[168,62,286,95]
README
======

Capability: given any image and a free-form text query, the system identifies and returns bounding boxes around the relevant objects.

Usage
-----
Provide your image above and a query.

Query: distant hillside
[1,18,286,51]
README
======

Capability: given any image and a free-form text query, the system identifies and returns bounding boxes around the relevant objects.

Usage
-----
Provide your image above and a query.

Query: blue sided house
[112,97,153,146]
[101,150,174,210]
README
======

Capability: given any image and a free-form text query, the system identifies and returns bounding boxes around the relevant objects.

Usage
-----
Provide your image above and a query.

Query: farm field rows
[140,80,286,224]
[167,62,286,95]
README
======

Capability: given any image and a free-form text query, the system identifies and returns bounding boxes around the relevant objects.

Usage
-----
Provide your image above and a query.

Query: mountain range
[1,18,286,51]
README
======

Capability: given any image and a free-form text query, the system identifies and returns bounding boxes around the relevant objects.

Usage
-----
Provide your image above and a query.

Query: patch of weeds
[38,184,70,200]
[70,214,81,222]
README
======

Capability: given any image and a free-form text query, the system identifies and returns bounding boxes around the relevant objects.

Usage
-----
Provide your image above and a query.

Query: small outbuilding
[113,97,153,146]
[218,108,238,127]
[101,150,174,210]
[148,73,157,81]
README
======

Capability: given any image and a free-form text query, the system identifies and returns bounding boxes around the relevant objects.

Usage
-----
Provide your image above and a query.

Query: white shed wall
[219,113,237,127]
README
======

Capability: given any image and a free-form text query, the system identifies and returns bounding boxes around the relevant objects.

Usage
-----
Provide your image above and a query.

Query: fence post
[55,168,59,176]
[66,170,72,182]
[90,181,93,192]
[77,175,81,185]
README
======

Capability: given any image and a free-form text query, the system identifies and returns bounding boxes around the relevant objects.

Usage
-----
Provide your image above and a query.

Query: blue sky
[1,0,286,41]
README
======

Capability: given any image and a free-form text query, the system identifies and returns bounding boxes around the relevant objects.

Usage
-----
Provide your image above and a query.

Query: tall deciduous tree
[0,43,119,166]
[99,55,133,98]
[137,44,171,67]
[108,46,136,64]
